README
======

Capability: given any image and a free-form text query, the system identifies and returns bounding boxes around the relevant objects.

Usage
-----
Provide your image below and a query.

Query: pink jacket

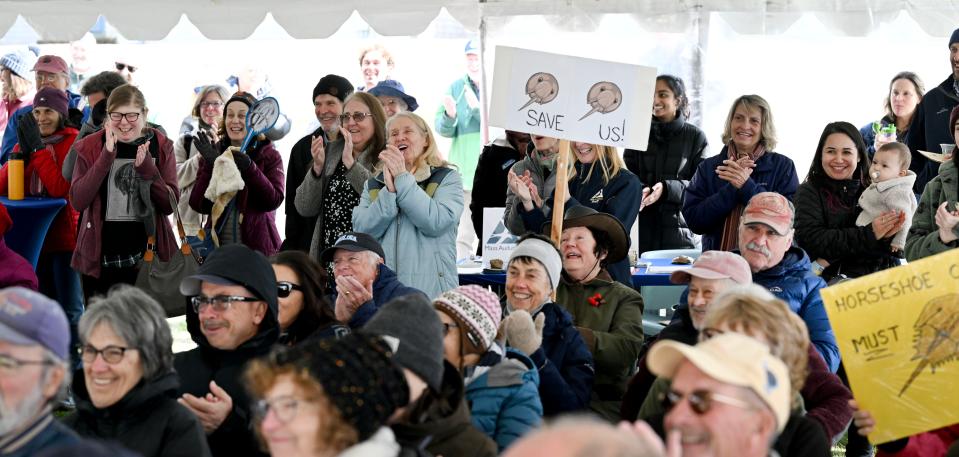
[69,128,178,278]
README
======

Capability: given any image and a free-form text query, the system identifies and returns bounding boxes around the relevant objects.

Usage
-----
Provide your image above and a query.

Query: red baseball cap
[670,250,752,285]
[32,55,68,75]
[741,192,794,236]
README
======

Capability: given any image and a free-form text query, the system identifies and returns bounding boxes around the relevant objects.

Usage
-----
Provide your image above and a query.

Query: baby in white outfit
[856,142,917,252]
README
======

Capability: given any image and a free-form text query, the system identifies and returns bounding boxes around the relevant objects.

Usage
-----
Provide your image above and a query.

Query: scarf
[719,142,766,251]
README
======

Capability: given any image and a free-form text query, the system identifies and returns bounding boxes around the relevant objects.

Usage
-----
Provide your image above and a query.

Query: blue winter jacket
[466,347,543,452]
[521,301,595,416]
[1,90,83,164]
[744,246,841,373]
[330,263,427,329]
[518,162,642,286]
[683,147,799,251]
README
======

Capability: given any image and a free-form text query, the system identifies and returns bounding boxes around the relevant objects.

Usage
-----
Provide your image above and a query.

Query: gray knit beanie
[361,294,445,391]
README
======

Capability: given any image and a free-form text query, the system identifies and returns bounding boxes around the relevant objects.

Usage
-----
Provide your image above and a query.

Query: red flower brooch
[587,293,605,307]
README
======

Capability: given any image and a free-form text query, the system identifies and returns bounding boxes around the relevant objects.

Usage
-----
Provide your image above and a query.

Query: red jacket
[0,127,79,253]
[69,128,178,278]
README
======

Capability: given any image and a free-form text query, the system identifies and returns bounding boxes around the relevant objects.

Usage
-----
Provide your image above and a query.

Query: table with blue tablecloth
[459,257,691,288]
[0,196,67,269]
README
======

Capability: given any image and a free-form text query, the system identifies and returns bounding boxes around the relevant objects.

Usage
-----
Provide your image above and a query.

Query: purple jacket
[0,238,38,290]
[70,129,178,278]
[189,140,284,256]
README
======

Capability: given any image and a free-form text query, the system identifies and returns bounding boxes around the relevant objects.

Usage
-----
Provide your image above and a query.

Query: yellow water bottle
[7,151,23,200]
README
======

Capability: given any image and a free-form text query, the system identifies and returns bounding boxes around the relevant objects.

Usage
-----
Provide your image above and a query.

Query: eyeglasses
[0,353,54,373]
[441,322,459,336]
[108,112,141,122]
[200,101,223,109]
[339,112,372,124]
[191,295,261,313]
[115,62,137,73]
[35,73,60,83]
[254,395,314,423]
[277,281,303,298]
[79,345,132,364]
[662,389,754,416]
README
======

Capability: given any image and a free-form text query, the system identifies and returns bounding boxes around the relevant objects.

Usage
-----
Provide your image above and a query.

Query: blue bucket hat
[368,79,418,112]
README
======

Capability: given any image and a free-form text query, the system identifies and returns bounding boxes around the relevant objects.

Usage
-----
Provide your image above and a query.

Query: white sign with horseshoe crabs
[489,46,656,150]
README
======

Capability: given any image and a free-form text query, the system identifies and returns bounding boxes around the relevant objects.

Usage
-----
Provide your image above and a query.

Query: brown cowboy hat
[541,205,628,263]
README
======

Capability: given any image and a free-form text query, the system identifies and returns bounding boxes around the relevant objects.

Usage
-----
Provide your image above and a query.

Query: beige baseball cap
[647,332,791,432]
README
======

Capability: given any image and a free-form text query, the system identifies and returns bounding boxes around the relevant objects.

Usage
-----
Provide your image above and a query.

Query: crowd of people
[1,28,959,457]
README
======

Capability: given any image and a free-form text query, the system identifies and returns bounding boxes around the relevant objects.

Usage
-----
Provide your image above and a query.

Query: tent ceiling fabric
[0,0,956,41]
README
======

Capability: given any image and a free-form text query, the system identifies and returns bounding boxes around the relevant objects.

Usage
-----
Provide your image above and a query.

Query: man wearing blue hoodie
[321,232,427,328]
[736,192,840,373]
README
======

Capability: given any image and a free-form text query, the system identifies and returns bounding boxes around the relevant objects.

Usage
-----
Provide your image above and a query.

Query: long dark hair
[270,251,335,344]
[805,121,870,189]
[656,74,689,120]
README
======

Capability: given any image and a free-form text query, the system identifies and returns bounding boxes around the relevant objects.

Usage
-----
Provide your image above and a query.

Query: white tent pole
[479,15,489,145]
[690,6,709,127]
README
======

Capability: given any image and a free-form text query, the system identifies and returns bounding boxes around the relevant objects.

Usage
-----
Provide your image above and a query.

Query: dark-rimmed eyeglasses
[191,295,261,313]
[79,345,133,364]
[115,62,137,73]
[108,112,141,122]
[254,395,314,423]
[339,112,372,124]
[0,353,54,372]
[661,388,753,416]
[277,281,302,299]
[199,101,223,110]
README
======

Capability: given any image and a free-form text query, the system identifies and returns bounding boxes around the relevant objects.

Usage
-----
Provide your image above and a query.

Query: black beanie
[313,74,353,103]
[223,91,256,119]
[950,28,959,48]
[362,294,445,391]
[296,333,409,442]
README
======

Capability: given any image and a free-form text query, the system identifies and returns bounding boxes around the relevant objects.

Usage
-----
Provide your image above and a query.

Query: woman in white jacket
[352,112,464,298]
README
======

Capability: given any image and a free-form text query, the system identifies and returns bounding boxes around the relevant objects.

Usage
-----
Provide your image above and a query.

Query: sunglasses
[115,62,137,73]
[277,281,303,298]
[662,389,753,416]
[339,112,372,124]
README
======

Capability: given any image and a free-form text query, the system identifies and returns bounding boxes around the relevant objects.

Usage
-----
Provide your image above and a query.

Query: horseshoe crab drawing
[898,293,959,397]
[517,72,559,111]
[578,81,623,120]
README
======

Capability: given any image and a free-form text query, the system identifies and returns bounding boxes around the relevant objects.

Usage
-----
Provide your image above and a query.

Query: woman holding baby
[905,106,959,261]
[793,121,907,283]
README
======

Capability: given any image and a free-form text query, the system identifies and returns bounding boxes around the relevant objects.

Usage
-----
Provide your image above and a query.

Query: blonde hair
[245,359,359,454]
[701,284,809,406]
[1,70,32,102]
[566,143,624,185]
[721,95,778,151]
[386,111,450,171]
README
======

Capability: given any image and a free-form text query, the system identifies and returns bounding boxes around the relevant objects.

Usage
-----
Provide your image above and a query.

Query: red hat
[670,250,752,285]
[741,192,794,236]
[32,55,68,75]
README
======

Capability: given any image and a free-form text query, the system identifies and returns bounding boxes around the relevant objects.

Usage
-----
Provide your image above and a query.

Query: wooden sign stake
[549,139,571,245]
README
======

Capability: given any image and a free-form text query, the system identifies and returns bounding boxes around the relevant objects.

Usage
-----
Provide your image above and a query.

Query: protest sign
[488,46,656,151]
[820,249,959,443]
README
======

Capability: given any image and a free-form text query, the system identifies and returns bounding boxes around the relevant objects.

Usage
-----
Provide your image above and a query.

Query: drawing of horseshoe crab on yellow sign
[820,249,959,444]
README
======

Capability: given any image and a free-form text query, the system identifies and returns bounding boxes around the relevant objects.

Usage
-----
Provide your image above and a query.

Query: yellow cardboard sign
[820,249,959,444]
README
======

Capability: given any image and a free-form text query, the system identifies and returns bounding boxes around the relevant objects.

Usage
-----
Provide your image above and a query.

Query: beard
[0,384,47,435]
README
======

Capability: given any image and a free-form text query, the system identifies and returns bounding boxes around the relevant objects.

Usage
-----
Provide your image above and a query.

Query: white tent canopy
[2,0,959,41]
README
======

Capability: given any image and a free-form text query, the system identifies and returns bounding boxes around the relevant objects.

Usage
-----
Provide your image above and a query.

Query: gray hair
[360,250,383,266]
[42,347,71,406]
[78,285,174,380]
